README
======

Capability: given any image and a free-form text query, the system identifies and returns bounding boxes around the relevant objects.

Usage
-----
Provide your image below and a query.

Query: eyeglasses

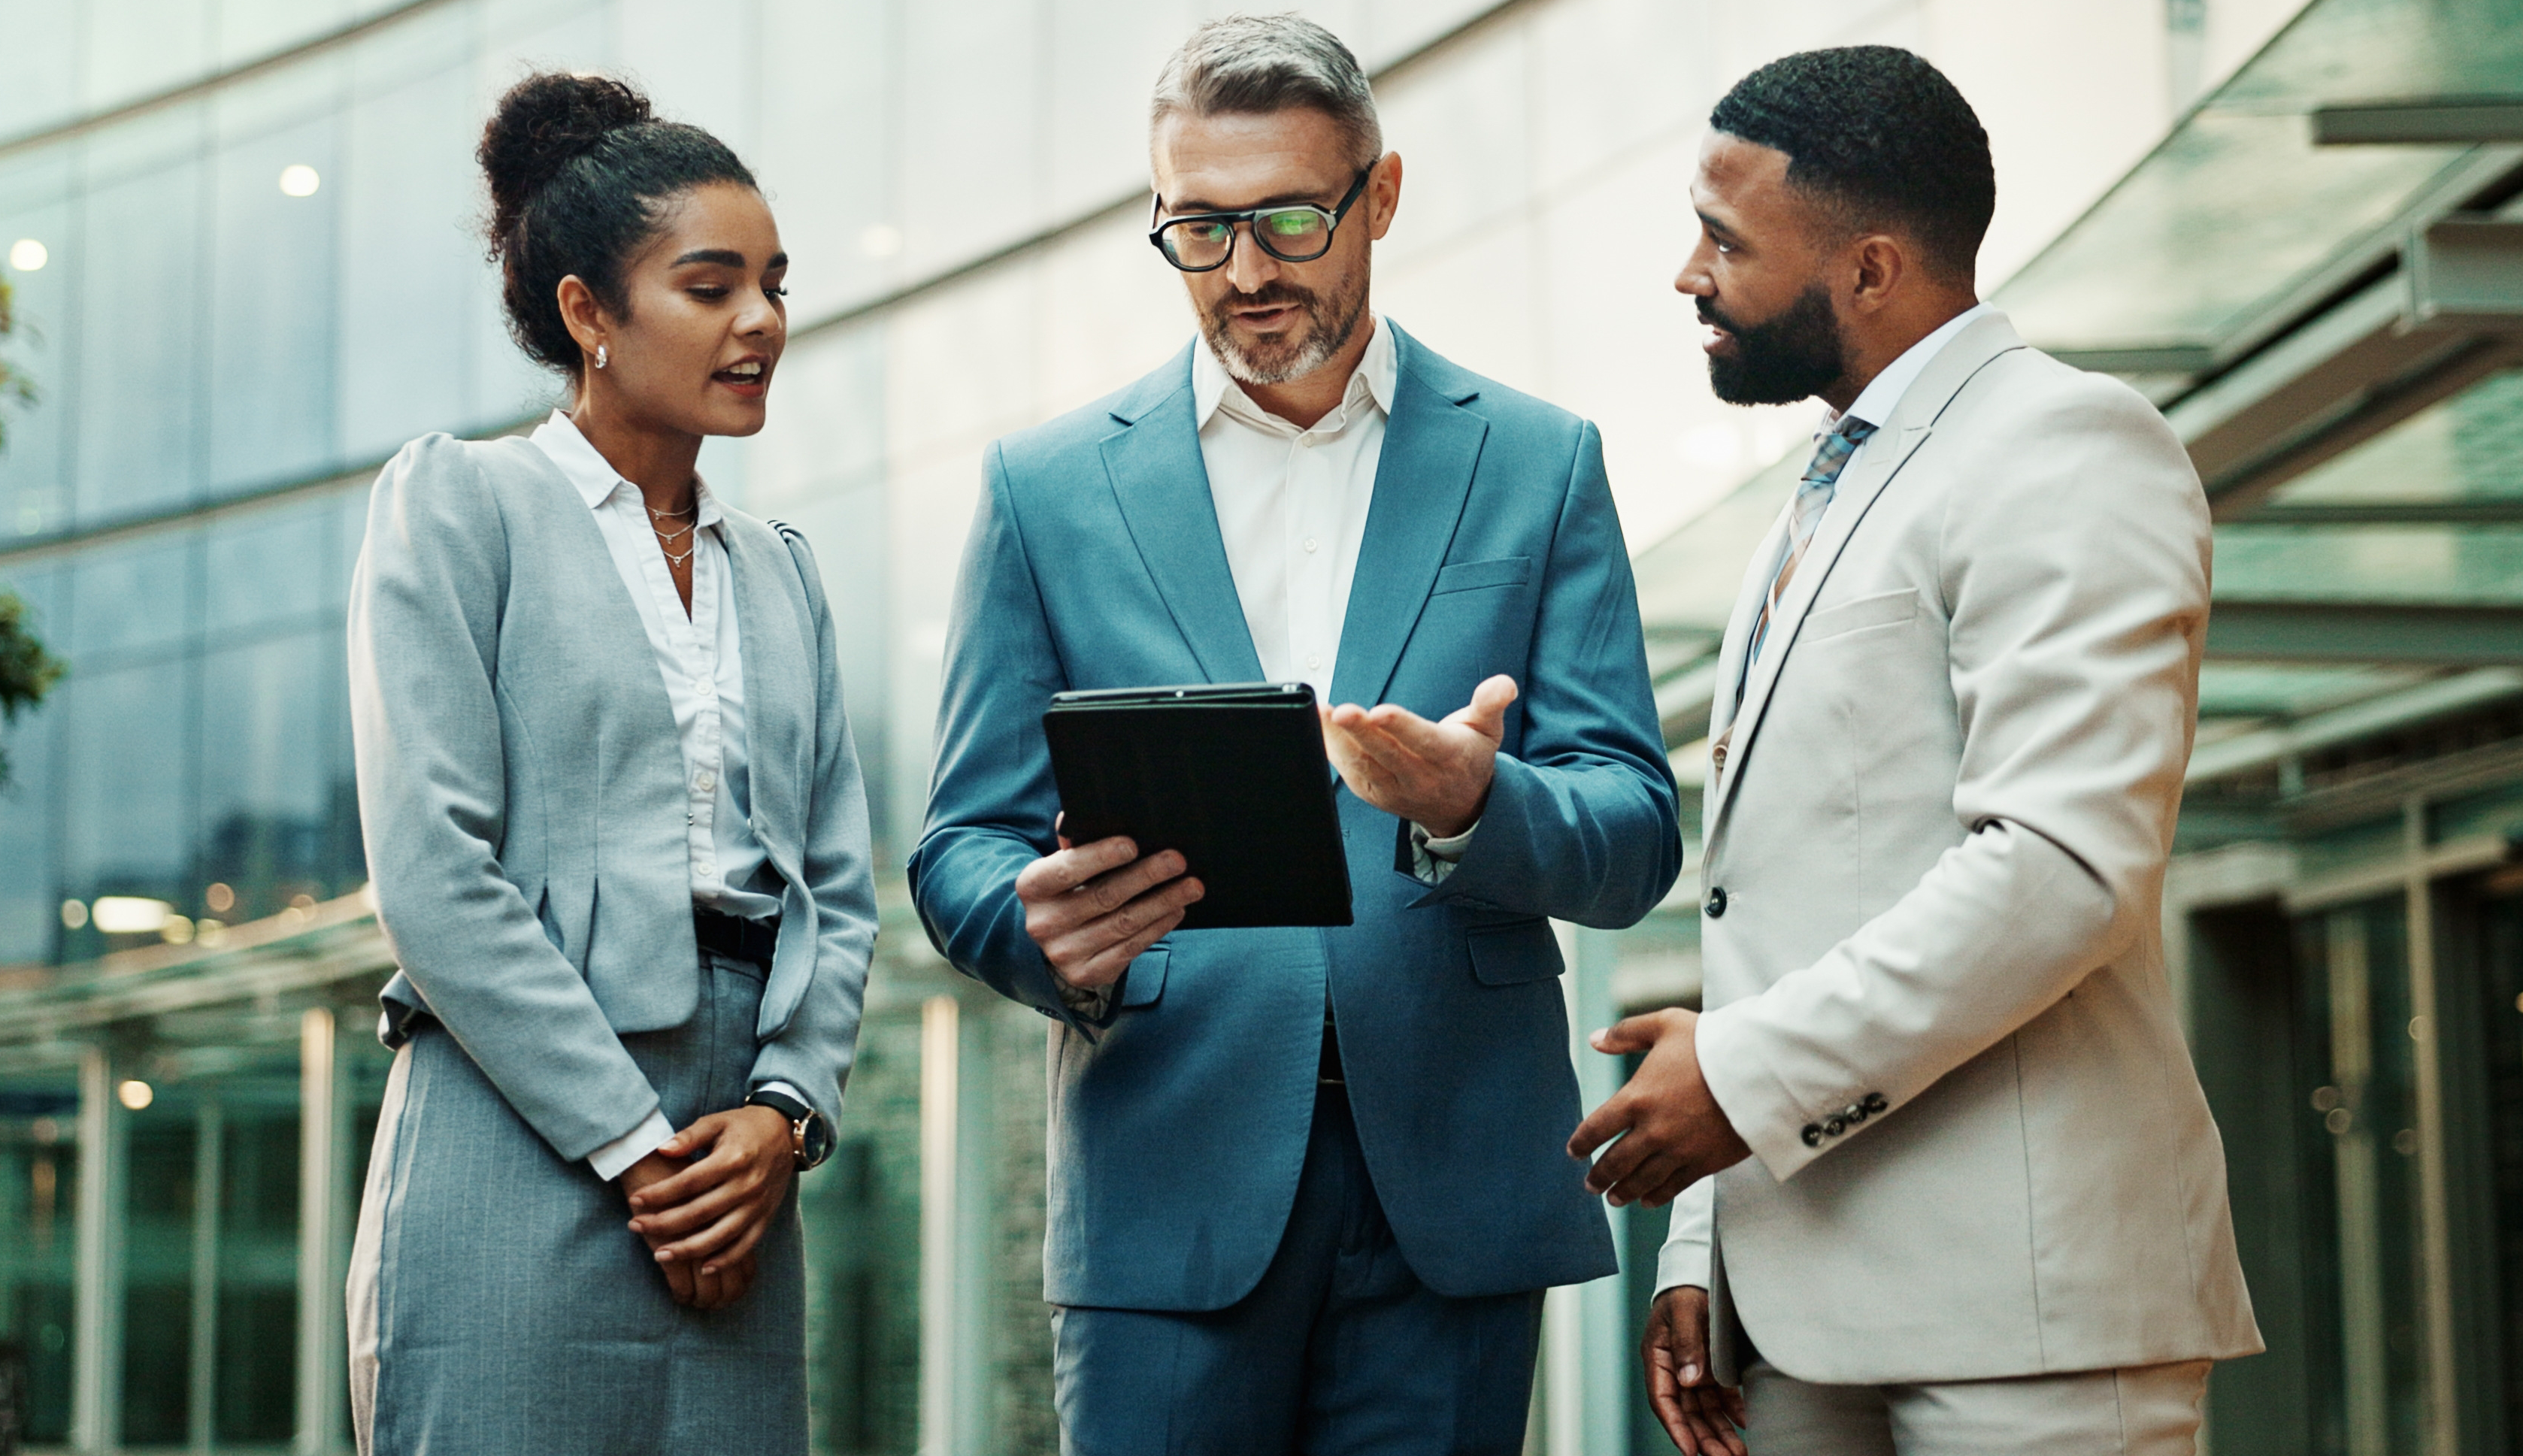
[1148,165,1374,273]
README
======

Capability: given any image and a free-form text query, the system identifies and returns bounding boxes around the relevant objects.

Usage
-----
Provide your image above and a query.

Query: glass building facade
[0,0,2467,1451]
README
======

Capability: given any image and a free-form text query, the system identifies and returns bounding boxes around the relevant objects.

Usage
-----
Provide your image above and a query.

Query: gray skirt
[347,950,806,1455]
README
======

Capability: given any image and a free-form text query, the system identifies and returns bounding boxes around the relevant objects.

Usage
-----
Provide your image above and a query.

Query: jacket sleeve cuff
[1695,1002,1826,1183]
[587,1107,673,1182]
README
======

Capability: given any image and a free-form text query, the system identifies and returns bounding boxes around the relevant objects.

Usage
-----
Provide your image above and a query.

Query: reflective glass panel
[2213,523,2523,604]
[0,1073,81,1447]
[1995,0,2523,353]
[2270,370,2523,507]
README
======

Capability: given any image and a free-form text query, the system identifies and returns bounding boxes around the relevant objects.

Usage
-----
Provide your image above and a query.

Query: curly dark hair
[1710,46,1994,280]
[477,72,758,377]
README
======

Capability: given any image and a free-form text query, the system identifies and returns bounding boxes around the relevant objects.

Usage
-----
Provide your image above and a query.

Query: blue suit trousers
[1051,1082,1544,1455]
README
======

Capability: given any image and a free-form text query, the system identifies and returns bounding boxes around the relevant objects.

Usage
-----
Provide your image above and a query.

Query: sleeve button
[1823,1115,1847,1137]
[1801,1124,1824,1148]
[1704,886,1728,918]
[1843,1103,1867,1124]
[1862,1092,1888,1114]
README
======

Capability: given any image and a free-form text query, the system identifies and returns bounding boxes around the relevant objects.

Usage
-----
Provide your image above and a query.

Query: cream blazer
[1656,312,2262,1385]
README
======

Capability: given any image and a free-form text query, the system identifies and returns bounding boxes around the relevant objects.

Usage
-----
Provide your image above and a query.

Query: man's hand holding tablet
[1017,835,1205,991]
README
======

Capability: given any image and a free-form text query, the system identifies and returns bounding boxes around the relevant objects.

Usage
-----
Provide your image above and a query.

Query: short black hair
[478,72,758,377]
[1710,47,1994,279]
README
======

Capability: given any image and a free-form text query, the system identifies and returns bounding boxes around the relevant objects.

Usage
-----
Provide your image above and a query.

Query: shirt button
[1711,743,1728,769]
[697,860,716,879]
[1304,537,1319,553]
[697,680,714,698]
[696,770,716,792]
[1705,886,1728,918]
[1307,655,1322,670]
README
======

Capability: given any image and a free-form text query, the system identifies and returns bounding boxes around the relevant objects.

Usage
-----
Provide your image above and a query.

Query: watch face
[800,1113,834,1170]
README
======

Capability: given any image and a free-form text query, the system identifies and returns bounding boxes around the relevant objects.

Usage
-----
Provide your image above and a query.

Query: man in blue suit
[910,14,1680,1452]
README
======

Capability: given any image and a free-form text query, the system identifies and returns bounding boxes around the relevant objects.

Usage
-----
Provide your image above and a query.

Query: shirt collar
[1192,313,1396,435]
[1831,300,1998,436]
[529,410,723,526]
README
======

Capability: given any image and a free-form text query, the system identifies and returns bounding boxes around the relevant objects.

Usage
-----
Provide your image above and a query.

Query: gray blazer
[347,433,877,1163]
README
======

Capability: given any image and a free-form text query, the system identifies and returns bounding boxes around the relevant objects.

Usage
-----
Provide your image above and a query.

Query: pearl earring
[595,344,609,370]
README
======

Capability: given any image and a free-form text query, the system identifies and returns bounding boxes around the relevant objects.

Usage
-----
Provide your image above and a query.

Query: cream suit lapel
[1706,314,2027,836]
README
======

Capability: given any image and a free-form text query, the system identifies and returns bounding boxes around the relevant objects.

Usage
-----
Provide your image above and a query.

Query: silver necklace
[648,495,699,569]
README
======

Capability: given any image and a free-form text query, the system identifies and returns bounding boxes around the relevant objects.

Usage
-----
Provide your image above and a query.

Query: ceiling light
[117,1080,154,1111]
[91,896,173,934]
[278,164,321,197]
[7,238,44,271]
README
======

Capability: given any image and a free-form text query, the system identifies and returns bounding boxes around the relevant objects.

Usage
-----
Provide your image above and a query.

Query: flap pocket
[1468,919,1564,985]
[1805,587,1919,643]
[1431,555,1532,596]
[1119,946,1171,1008]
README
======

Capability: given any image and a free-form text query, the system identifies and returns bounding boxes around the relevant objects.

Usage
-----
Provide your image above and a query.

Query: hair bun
[479,72,653,250]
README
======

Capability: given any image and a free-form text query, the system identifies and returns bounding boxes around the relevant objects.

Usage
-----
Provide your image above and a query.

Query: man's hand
[1017,835,1204,990]
[1567,1008,1752,1206]
[1319,674,1517,839]
[624,1106,795,1311]
[1643,1286,1747,1456]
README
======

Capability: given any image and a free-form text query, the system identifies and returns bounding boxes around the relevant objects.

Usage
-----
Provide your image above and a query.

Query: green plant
[0,587,60,788]
[0,271,32,452]
[0,269,59,786]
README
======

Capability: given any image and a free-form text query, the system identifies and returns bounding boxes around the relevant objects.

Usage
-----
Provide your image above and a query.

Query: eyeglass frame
[1146,163,1377,273]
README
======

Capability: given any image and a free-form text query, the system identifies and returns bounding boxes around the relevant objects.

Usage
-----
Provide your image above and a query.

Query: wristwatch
[744,1087,834,1171]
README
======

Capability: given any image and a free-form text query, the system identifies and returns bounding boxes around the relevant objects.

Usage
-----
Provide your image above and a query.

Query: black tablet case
[1042,683,1353,929]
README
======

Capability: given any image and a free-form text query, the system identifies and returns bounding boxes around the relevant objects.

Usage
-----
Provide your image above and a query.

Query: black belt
[695,908,780,967]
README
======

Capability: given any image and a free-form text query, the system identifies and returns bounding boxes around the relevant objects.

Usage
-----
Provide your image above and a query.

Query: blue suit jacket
[909,325,1680,1310]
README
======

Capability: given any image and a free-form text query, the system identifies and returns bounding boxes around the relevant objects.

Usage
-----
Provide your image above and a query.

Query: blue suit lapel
[1328,328,1486,709]
[1097,347,1267,684]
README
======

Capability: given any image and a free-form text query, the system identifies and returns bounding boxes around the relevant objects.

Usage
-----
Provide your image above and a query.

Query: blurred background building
[0,0,2517,1451]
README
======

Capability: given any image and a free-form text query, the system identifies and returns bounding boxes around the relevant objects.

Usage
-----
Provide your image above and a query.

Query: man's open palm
[1320,674,1518,838]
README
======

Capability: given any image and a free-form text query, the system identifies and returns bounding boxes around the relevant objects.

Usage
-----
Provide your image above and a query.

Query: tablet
[1042,682,1353,929]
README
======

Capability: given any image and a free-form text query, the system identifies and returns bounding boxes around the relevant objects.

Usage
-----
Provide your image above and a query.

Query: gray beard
[1200,271,1371,388]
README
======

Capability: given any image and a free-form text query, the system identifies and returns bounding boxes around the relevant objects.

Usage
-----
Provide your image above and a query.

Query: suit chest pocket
[1431,556,1531,596]
[1804,587,1919,644]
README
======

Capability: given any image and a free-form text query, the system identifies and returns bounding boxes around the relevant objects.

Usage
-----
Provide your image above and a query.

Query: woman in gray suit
[343,71,876,1455]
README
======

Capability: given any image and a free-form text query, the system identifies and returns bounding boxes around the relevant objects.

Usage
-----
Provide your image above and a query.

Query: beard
[1198,265,1371,388]
[1702,285,1848,405]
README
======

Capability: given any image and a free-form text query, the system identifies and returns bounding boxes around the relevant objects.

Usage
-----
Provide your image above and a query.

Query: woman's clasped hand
[619,1105,797,1310]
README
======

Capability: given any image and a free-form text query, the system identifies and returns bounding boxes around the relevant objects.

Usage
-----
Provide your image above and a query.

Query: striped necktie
[1743,416,1878,681]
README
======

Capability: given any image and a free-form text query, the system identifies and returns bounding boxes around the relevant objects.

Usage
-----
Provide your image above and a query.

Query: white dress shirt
[1192,319,1474,874]
[529,412,792,1179]
[1826,302,1995,471]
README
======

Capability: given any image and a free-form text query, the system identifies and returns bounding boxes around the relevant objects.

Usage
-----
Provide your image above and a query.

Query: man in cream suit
[1566,47,2261,1455]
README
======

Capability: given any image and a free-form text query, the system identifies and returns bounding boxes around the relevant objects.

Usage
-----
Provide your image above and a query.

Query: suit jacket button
[1843,1103,1867,1124]
[1705,886,1728,918]
[1862,1091,1888,1114]
[1711,742,1728,769]
[1823,1115,1846,1137]
[1801,1123,1823,1148]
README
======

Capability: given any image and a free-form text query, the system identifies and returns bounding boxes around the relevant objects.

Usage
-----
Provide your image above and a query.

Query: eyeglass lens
[1161,207,1334,269]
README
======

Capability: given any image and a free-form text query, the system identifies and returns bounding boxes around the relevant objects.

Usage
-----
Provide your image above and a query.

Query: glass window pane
[59,658,195,930]
[0,1073,82,1447]
[76,141,203,525]
[2270,370,2523,508]
[2214,524,2523,605]
[67,529,196,664]
[335,59,473,463]
[207,115,339,494]
[198,628,338,919]
[0,150,76,543]
[204,498,330,634]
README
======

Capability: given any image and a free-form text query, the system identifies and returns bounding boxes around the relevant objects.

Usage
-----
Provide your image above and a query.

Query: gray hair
[1149,13,1383,168]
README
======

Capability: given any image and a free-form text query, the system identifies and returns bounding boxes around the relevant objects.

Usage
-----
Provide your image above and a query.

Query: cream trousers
[1743,1358,2213,1455]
